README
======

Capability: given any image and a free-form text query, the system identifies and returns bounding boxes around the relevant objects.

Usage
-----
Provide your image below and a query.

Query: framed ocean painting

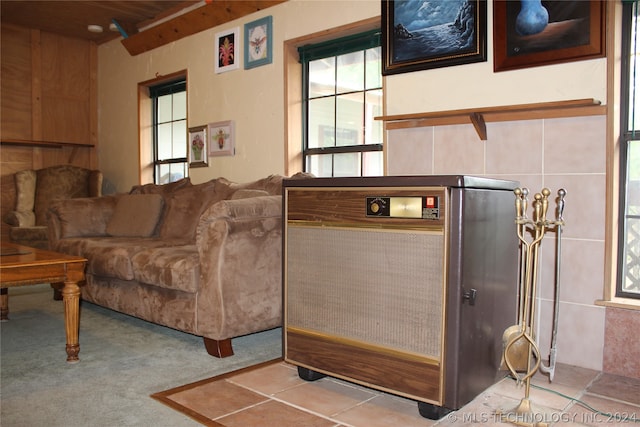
[382,0,487,75]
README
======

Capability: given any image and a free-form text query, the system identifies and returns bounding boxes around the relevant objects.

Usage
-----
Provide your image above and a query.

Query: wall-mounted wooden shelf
[1,139,94,148]
[375,98,606,141]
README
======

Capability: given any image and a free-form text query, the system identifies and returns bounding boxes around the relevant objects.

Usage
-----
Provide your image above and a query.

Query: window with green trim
[619,1,640,299]
[149,79,188,184]
[299,30,383,177]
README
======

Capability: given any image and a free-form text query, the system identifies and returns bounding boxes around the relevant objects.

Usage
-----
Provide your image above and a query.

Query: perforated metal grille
[286,226,445,358]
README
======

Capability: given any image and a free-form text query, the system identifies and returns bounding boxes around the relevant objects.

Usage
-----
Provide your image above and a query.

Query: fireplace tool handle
[539,189,566,381]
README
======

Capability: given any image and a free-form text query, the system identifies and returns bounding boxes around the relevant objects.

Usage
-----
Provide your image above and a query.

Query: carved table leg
[0,288,8,321]
[62,263,84,363]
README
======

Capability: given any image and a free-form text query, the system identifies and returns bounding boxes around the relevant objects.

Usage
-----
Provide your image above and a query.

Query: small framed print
[244,16,273,69]
[215,27,240,73]
[208,120,235,157]
[188,125,208,168]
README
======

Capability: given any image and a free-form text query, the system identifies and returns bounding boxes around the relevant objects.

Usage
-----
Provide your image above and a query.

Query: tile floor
[162,360,640,426]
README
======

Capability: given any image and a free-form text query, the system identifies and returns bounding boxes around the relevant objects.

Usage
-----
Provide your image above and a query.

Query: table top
[0,242,85,269]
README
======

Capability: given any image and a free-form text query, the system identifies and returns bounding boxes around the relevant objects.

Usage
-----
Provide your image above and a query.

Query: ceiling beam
[121,0,287,56]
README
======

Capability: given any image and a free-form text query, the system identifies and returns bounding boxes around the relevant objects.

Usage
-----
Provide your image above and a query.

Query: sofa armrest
[195,195,282,339]
[199,195,281,223]
[3,210,36,227]
[47,195,120,247]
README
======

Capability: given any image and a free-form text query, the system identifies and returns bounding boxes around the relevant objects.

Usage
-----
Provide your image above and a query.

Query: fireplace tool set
[498,187,566,427]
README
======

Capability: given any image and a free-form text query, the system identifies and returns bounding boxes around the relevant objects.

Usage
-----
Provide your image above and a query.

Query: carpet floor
[152,357,640,426]
[0,284,281,427]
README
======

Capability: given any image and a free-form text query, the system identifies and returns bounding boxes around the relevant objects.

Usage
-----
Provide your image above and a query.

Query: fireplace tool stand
[497,187,566,427]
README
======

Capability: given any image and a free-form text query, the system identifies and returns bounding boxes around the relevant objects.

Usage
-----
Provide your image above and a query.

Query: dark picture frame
[188,125,208,168]
[493,0,605,72]
[382,0,487,75]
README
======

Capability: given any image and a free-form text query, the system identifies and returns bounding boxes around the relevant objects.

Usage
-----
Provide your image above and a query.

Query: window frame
[617,0,640,300]
[299,29,383,177]
[148,78,188,185]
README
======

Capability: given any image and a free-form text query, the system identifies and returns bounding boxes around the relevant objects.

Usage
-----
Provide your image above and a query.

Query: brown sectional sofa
[47,174,302,357]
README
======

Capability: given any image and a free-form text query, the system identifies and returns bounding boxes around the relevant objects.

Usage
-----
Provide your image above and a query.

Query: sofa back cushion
[106,194,164,237]
[34,166,95,226]
[159,179,232,241]
[129,177,191,195]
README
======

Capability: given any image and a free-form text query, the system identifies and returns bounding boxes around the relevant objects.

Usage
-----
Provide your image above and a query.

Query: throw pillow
[106,194,164,237]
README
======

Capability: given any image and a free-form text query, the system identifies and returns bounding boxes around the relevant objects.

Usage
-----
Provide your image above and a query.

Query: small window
[299,30,383,177]
[149,79,187,184]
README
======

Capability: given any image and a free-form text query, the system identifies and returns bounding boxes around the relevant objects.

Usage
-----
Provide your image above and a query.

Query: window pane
[333,152,360,177]
[365,89,383,145]
[365,47,382,90]
[157,123,173,160]
[306,152,361,177]
[308,97,335,148]
[363,151,383,176]
[157,94,172,123]
[336,92,363,146]
[309,57,335,98]
[172,119,187,158]
[157,163,186,184]
[337,51,364,94]
[173,91,187,120]
[306,153,333,177]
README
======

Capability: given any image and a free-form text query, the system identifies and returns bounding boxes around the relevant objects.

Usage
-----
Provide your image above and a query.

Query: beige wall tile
[544,116,606,174]
[537,301,605,371]
[386,127,434,176]
[433,124,485,175]
[486,121,543,175]
[537,238,605,305]
[544,174,606,241]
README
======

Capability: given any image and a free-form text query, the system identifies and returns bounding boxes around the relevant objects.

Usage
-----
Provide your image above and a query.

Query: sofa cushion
[159,180,231,241]
[58,237,175,281]
[131,245,200,293]
[50,196,119,238]
[106,194,164,237]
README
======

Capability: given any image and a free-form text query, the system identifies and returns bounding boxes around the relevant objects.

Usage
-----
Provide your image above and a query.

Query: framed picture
[208,120,235,157]
[493,1,605,72]
[188,125,208,168]
[215,27,240,73]
[382,0,487,75]
[244,16,273,69]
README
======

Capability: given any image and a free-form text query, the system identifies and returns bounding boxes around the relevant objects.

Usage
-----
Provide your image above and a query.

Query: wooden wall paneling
[41,33,91,145]
[1,25,33,140]
[1,25,99,242]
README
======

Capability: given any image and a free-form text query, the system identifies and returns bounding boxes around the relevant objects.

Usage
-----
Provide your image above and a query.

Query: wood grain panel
[286,329,442,404]
[1,25,32,140]
[285,188,446,227]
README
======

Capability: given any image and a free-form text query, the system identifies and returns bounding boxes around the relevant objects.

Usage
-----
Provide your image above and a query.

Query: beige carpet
[152,358,640,427]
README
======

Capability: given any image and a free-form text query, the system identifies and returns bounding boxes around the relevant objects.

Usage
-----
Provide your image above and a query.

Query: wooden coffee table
[0,242,86,363]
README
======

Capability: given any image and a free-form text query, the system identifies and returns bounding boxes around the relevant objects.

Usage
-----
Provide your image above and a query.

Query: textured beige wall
[97,0,606,192]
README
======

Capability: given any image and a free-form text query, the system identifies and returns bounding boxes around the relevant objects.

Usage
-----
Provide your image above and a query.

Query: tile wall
[387,114,617,372]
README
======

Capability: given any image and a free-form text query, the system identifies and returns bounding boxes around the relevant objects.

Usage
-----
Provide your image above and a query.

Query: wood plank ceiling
[0,0,287,55]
